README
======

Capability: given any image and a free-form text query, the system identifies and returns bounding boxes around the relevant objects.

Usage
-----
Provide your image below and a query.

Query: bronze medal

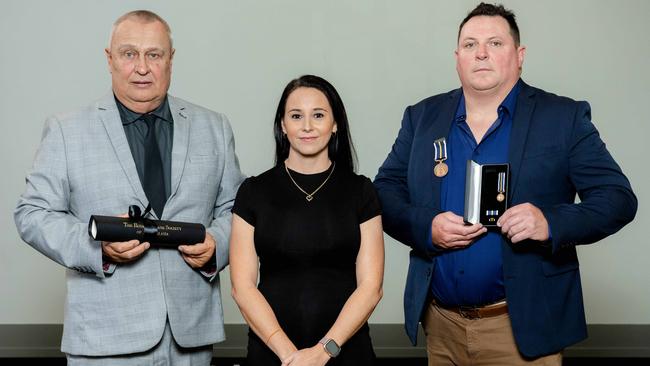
[434,161,448,177]
[433,138,448,178]
[496,171,506,202]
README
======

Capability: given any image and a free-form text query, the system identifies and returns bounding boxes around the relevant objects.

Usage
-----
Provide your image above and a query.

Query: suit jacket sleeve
[203,113,244,279]
[542,101,637,253]
[14,116,105,277]
[374,106,443,257]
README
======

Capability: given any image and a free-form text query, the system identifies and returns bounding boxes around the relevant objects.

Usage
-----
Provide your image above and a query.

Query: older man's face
[105,19,174,113]
[455,15,524,96]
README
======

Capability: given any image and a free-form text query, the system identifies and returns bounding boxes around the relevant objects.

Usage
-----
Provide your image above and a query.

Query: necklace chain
[285,162,336,202]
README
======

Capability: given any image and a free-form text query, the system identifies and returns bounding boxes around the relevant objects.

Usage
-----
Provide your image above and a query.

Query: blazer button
[426,268,431,278]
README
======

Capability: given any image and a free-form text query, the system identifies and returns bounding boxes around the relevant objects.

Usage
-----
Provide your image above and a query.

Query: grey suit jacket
[14,93,245,356]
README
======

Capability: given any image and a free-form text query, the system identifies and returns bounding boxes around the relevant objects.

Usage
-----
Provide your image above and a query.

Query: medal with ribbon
[496,172,506,202]
[433,138,448,177]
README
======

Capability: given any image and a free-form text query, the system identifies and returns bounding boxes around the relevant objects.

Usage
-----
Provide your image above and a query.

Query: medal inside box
[464,161,509,226]
[479,164,508,226]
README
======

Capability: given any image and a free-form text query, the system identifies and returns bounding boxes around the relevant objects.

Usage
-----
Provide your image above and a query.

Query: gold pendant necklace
[285,162,336,202]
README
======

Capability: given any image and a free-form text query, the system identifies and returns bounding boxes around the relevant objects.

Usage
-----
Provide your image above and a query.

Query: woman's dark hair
[273,75,357,172]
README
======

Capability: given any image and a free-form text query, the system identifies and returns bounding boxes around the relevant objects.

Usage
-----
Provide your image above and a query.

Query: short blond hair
[109,10,173,48]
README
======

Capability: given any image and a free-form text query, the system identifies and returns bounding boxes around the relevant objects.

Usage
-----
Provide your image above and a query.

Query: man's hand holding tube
[102,213,150,263]
[178,232,216,268]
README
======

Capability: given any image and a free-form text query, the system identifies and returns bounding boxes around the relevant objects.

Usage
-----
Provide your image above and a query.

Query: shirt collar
[114,95,173,126]
[455,78,522,122]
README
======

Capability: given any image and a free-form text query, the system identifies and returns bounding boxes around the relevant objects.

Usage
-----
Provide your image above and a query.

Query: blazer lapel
[427,89,461,208]
[97,94,148,208]
[507,82,536,202]
[168,96,189,200]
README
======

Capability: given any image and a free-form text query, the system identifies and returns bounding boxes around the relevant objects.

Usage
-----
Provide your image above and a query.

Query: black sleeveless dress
[232,164,381,365]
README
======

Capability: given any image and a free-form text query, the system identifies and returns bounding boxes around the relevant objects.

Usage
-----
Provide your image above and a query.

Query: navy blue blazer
[374,81,637,358]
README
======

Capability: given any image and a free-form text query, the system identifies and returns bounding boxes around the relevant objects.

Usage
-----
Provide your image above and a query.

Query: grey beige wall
[1,0,647,326]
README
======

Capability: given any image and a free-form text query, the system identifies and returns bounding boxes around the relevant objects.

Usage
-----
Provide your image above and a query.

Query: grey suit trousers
[66,321,213,366]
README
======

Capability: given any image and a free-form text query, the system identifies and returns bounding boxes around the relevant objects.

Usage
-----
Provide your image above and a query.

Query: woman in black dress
[230,75,384,365]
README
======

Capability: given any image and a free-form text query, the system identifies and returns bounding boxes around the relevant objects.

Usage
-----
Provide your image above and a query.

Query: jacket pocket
[189,151,218,163]
[542,249,579,276]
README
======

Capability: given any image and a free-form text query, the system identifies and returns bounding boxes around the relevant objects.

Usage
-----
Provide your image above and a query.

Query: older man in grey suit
[14,10,244,365]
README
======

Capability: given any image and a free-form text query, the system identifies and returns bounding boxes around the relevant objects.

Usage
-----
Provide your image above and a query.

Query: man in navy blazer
[374,3,636,364]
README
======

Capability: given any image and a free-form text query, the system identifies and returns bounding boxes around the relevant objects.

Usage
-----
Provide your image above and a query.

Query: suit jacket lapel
[168,96,189,199]
[508,82,536,202]
[427,89,461,208]
[97,94,148,208]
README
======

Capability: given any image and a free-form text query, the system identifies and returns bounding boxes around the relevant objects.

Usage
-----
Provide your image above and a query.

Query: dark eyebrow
[461,36,503,43]
[286,108,329,113]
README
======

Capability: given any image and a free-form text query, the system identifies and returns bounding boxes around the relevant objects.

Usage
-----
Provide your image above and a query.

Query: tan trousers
[422,301,562,366]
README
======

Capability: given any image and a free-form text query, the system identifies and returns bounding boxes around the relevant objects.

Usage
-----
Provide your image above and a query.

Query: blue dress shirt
[430,81,521,307]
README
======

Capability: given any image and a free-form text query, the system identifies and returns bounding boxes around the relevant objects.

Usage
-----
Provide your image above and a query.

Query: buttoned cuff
[102,260,116,276]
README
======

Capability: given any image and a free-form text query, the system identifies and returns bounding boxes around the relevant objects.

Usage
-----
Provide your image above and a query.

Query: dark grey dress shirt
[115,96,174,203]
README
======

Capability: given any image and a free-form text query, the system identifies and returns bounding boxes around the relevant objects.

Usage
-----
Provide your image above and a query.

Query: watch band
[318,337,341,358]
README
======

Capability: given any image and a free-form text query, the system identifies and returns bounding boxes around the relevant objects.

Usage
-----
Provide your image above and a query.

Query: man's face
[105,19,174,113]
[455,15,525,95]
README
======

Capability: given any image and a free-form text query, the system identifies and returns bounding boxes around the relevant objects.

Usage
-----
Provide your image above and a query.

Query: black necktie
[142,114,166,218]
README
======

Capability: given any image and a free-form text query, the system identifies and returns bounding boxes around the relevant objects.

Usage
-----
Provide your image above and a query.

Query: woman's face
[282,87,337,162]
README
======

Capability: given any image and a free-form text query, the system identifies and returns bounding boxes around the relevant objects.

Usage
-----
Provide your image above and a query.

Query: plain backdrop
[1,0,647,326]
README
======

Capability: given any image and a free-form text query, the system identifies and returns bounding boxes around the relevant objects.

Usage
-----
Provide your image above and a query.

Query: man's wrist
[199,251,217,272]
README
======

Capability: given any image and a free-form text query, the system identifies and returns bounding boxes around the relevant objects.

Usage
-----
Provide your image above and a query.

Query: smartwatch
[319,337,341,358]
